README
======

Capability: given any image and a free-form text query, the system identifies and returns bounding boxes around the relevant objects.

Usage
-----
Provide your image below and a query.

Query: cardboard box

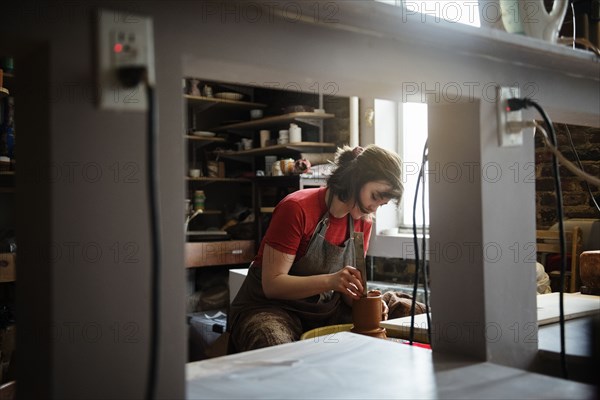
[0,253,16,283]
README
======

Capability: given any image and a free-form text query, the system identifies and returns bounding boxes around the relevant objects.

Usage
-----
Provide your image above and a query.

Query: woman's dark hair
[327,145,403,213]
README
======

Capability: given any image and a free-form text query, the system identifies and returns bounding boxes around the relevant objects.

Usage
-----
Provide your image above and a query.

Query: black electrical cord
[409,140,429,345]
[409,168,421,345]
[530,101,568,380]
[117,66,161,399]
[145,82,161,399]
[564,124,600,213]
[420,144,432,345]
[510,97,568,379]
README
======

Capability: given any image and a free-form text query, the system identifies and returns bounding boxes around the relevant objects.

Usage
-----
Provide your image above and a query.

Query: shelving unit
[184,88,259,271]
[183,78,348,275]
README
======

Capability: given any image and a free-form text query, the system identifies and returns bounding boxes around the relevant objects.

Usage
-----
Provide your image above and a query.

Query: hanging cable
[145,81,161,399]
[420,143,431,345]
[116,65,161,400]
[508,97,568,379]
[409,139,429,345]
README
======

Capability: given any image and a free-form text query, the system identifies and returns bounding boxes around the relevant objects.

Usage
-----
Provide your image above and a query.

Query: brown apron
[228,212,358,345]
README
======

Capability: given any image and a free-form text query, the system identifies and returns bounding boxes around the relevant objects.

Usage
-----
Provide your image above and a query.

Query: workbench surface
[186,332,595,399]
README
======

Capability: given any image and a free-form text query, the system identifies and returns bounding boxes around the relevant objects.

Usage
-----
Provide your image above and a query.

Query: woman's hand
[381,299,389,321]
[329,266,364,299]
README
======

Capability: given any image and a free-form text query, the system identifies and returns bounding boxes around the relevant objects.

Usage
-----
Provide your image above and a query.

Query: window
[400,102,429,228]
[374,100,429,233]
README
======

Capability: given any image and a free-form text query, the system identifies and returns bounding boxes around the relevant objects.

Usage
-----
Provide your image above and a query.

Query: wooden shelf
[184,94,266,109]
[185,240,255,268]
[216,142,336,160]
[212,112,335,131]
[185,134,225,142]
[185,134,226,148]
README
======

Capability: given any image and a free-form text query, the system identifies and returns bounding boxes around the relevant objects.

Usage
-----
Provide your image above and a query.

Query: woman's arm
[261,244,364,300]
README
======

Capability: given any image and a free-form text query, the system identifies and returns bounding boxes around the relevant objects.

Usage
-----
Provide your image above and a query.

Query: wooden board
[380,293,600,343]
[536,292,600,326]
[380,313,430,343]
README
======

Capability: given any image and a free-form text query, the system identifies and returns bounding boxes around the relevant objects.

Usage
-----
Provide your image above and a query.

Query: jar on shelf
[194,190,206,211]
[272,161,283,176]
[289,123,302,143]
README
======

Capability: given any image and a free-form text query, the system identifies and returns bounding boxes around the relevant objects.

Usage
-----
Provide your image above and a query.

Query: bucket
[300,324,353,340]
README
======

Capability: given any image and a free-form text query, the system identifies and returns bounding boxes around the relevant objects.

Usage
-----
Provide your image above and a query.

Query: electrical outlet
[97,9,155,111]
[496,86,523,147]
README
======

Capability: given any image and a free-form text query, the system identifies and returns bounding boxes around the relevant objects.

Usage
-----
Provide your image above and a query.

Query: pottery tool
[353,232,368,296]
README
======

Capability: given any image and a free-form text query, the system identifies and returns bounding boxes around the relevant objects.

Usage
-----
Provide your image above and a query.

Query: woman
[228,145,403,352]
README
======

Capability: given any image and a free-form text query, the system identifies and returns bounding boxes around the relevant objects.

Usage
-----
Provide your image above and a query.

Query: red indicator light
[505,106,511,112]
[113,43,123,53]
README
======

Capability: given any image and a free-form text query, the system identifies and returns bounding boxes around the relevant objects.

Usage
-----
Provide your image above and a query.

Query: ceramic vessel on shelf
[499,0,568,43]
[478,0,505,30]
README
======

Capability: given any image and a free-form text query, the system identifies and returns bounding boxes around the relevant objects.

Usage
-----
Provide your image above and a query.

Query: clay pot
[352,291,383,332]
[580,251,600,290]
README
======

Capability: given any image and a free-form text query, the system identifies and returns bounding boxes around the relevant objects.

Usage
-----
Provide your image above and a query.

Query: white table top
[186,332,595,399]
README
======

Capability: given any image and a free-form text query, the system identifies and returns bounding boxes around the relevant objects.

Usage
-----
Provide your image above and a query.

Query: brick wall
[535,123,600,229]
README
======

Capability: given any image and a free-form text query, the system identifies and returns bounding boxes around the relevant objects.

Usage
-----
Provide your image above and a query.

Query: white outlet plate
[97,9,155,111]
[496,86,523,147]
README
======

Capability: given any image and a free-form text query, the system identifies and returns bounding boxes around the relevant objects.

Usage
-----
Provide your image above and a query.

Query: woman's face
[349,180,392,220]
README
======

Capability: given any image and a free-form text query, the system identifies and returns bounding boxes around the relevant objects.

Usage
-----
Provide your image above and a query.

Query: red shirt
[253,187,372,267]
